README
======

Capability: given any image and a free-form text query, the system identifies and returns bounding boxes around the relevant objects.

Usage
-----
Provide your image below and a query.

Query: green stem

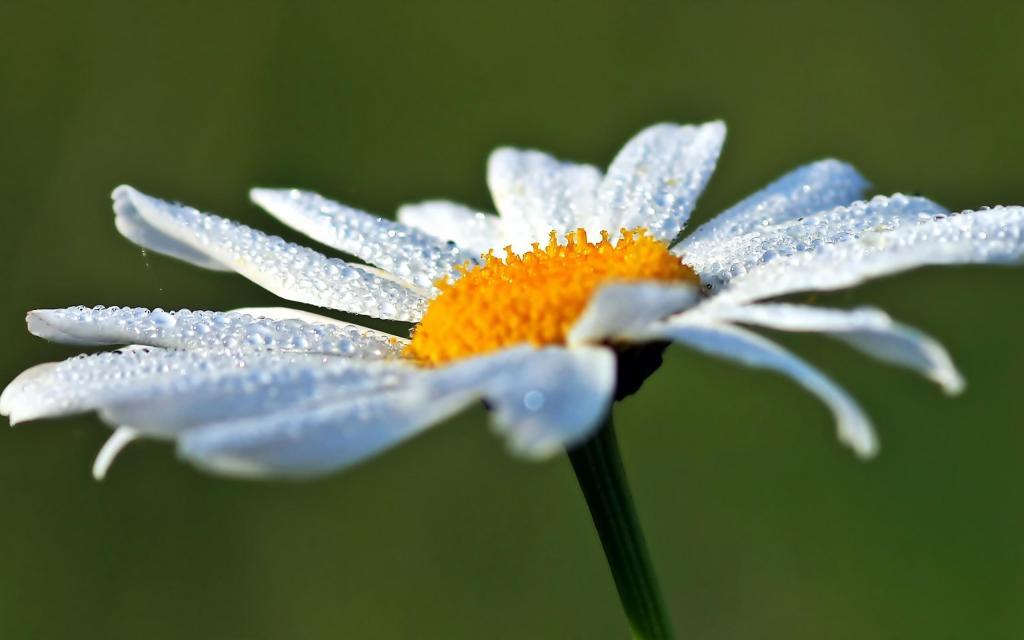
[568,412,675,640]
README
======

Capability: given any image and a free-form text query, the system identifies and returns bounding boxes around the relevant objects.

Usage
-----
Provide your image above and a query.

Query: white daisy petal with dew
[25,306,404,355]
[626,318,878,457]
[249,187,478,290]
[5,121,1024,479]
[113,186,430,320]
[487,146,604,246]
[397,200,505,257]
[180,345,615,477]
[599,121,726,242]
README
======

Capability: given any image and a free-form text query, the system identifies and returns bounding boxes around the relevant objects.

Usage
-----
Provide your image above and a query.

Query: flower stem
[568,412,675,640]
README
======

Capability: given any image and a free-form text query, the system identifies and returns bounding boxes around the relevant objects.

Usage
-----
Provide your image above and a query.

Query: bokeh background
[1,1,1023,638]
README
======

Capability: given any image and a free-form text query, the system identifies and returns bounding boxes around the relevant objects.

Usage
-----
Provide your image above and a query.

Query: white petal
[487,148,603,245]
[694,303,964,393]
[26,306,406,358]
[679,159,870,249]
[112,186,427,321]
[633,318,877,457]
[397,200,506,257]
[0,347,360,428]
[598,121,725,242]
[92,427,139,480]
[686,194,946,291]
[718,205,1024,303]
[114,192,231,271]
[100,357,410,437]
[430,346,616,459]
[177,384,474,478]
[251,188,476,290]
[567,282,699,346]
[230,306,397,331]
[179,346,615,477]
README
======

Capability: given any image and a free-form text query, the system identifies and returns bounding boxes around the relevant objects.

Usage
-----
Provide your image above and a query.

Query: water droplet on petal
[523,390,545,411]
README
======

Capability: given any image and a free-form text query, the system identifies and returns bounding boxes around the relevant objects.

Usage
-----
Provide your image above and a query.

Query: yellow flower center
[407,227,698,365]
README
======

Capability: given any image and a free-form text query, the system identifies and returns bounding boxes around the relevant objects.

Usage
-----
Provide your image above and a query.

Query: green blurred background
[2,1,1023,638]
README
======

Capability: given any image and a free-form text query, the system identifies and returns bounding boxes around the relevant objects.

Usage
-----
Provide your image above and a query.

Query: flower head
[4,121,1022,478]
[409,227,698,365]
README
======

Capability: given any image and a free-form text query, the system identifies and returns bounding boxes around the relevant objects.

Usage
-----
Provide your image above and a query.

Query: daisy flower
[4,121,1022,638]
[6,118,1021,474]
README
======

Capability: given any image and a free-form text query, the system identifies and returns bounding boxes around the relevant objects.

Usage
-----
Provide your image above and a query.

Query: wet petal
[568,282,699,346]
[487,147,603,245]
[229,306,400,332]
[0,346,389,429]
[177,383,470,478]
[397,200,506,256]
[100,357,409,437]
[26,306,405,358]
[633,318,877,457]
[112,186,427,321]
[717,205,1024,303]
[598,121,725,242]
[431,346,616,459]
[92,427,139,480]
[251,188,476,290]
[178,346,614,477]
[114,190,231,272]
[686,194,946,291]
[679,159,870,249]
[694,303,963,393]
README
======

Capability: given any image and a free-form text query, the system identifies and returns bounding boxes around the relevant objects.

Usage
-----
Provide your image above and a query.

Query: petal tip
[111,184,137,201]
[845,422,880,460]
[248,187,281,207]
[939,371,967,396]
[92,428,139,481]
[856,442,880,460]
[703,119,727,134]
[25,309,56,338]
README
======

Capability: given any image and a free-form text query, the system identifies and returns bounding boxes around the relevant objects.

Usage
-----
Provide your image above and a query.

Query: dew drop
[523,390,545,412]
